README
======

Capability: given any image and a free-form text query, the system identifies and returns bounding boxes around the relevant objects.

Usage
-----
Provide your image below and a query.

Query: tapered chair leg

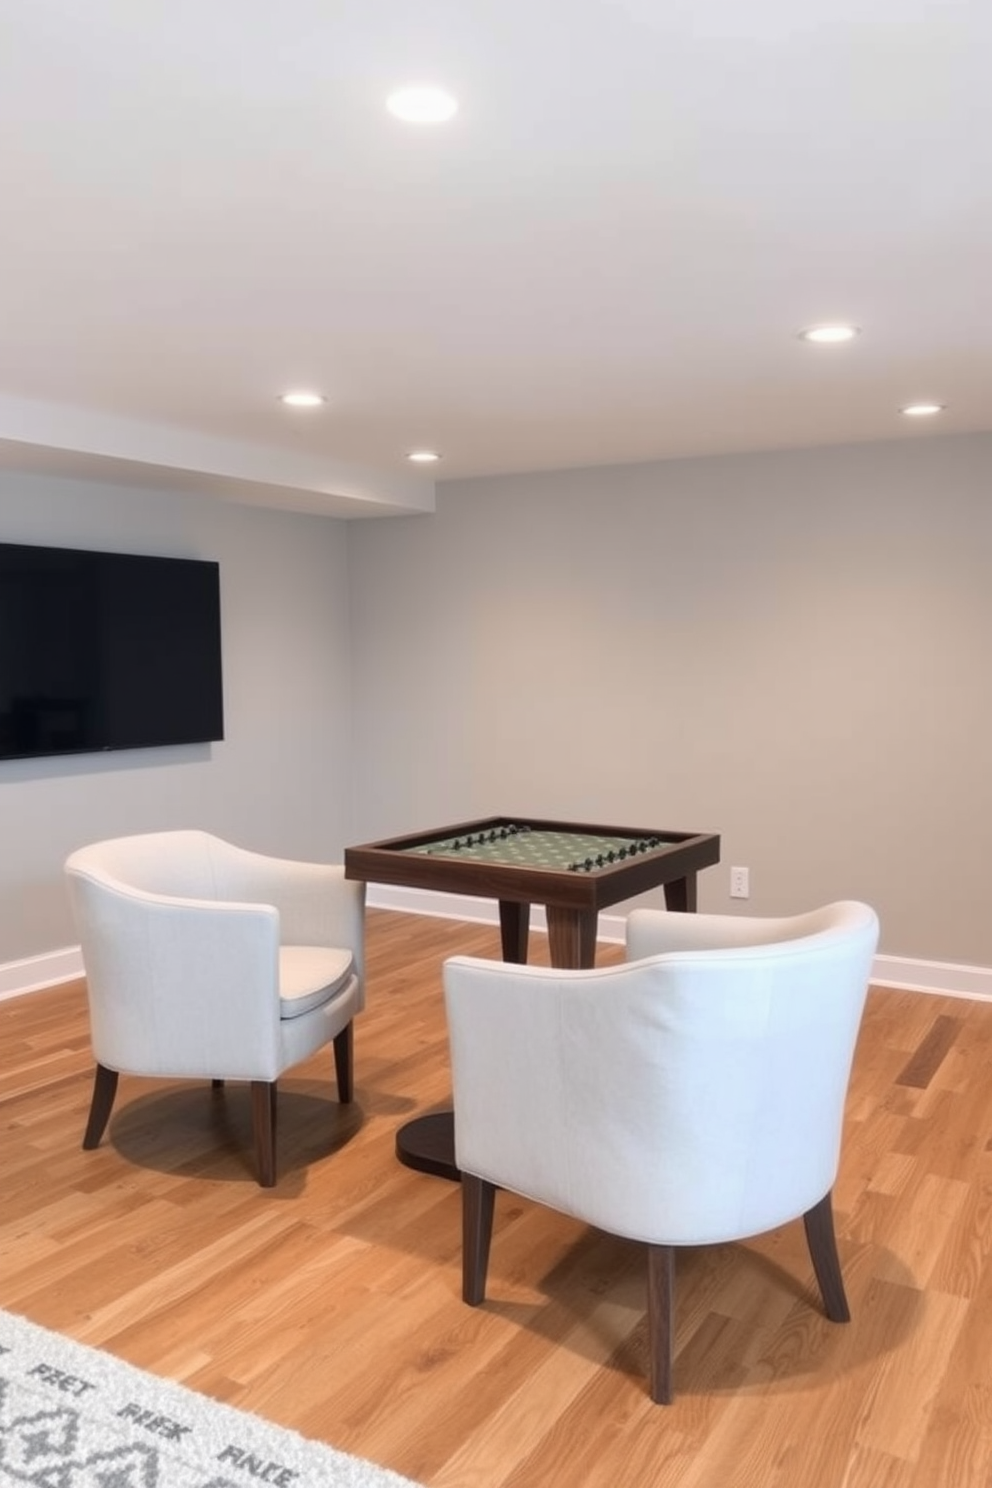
[251,1080,278,1188]
[82,1063,119,1149]
[803,1189,850,1322]
[462,1173,497,1305]
[333,1021,353,1103]
[646,1243,676,1404]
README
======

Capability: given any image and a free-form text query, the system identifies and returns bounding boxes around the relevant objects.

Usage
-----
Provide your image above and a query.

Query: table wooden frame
[345,814,721,1178]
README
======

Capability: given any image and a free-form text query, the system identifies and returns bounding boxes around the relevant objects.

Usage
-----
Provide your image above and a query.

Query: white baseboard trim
[367,886,992,1002]
[0,946,84,1002]
[870,954,992,1002]
[4,894,991,1003]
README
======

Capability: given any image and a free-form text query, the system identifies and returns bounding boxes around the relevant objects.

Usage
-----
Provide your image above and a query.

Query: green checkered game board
[409,823,667,874]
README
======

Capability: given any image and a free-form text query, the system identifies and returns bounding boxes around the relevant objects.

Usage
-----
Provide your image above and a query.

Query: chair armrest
[443,954,653,1218]
[68,875,285,1078]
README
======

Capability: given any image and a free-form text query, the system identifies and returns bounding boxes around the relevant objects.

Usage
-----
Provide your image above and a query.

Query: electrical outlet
[730,866,750,899]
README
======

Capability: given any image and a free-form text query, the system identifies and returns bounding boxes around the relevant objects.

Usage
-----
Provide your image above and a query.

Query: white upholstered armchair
[442,900,878,1402]
[65,830,365,1188]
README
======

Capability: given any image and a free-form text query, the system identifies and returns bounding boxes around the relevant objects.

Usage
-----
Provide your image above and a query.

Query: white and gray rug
[0,1310,425,1488]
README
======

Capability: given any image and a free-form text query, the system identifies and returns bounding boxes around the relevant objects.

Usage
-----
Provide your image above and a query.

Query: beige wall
[347,433,992,966]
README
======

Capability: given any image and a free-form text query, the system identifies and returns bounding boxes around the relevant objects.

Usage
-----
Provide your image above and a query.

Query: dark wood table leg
[663,873,697,913]
[499,900,530,963]
[546,905,598,970]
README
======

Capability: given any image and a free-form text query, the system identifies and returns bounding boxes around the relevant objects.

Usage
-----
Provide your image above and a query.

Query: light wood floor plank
[2,910,992,1485]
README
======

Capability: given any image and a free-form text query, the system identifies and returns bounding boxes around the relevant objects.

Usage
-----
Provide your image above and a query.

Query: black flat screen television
[0,541,224,761]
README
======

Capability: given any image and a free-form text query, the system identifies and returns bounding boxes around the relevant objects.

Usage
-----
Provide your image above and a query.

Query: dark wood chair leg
[251,1079,278,1188]
[803,1189,850,1322]
[646,1243,676,1404]
[462,1173,496,1305]
[82,1063,119,1149]
[333,1021,353,1103]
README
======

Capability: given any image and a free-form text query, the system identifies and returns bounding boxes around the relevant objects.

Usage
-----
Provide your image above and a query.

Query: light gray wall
[347,433,992,967]
[0,471,354,962]
[5,433,990,972]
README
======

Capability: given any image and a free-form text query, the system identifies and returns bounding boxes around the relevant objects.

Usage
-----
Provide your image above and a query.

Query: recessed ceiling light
[279,391,326,408]
[386,86,458,124]
[407,450,441,464]
[799,324,860,344]
[901,402,945,417]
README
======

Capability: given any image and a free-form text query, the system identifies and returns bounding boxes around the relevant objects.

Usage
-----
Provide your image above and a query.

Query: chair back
[443,901,878,1246]
[66,829,249,901]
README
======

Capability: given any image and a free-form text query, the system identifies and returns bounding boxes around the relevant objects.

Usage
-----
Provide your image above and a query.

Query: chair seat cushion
[278,946,355,1019]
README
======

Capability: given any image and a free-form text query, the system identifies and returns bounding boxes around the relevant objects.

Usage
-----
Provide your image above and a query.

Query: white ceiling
[1,0,989,518]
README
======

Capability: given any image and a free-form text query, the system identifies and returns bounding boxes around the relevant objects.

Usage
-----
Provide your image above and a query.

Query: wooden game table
[344,814,720,1179]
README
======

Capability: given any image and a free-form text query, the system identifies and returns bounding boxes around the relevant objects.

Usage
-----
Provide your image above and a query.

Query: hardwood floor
[3,909,992,1485]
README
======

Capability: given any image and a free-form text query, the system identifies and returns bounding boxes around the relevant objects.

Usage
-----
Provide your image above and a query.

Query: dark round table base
[395,1110,461,1182]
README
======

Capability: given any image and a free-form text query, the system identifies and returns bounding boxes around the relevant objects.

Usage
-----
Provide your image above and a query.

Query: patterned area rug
[0,1310,424,1488]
